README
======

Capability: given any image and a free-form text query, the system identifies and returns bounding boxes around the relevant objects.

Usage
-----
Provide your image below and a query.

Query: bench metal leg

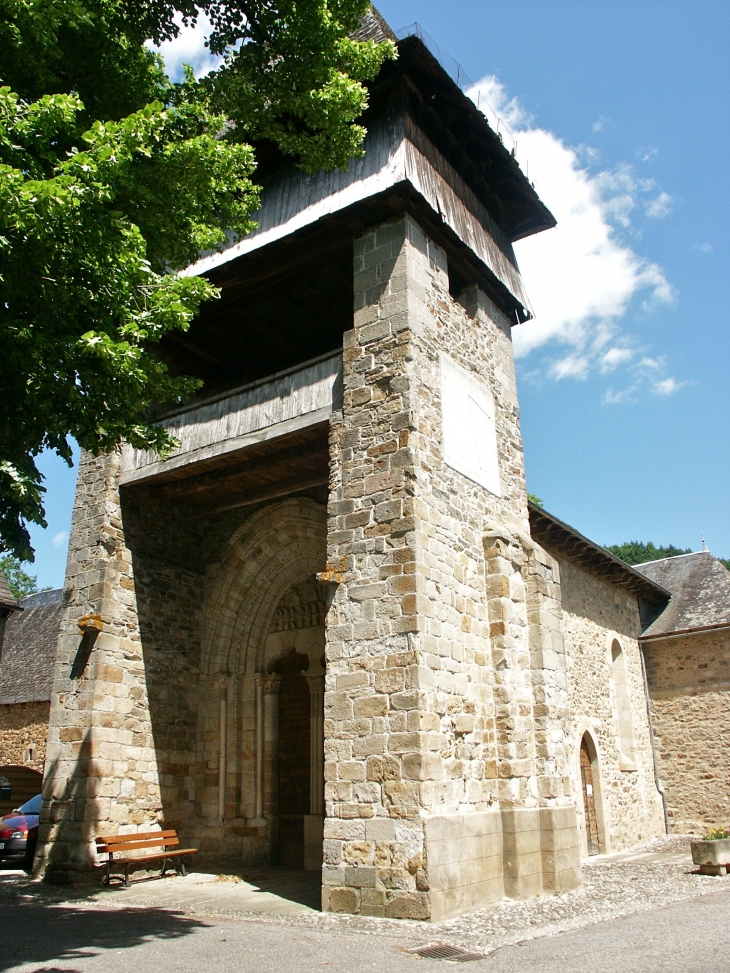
[124,863,131,888]
[178,858,187,878]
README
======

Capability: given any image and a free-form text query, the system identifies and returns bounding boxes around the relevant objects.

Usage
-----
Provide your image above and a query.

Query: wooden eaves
[528,501,671,606]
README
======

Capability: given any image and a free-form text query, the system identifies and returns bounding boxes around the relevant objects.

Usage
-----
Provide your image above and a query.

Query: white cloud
[653,377,688,396]
[637,356,663,371]
[550,354,590,380]
[603,385,638,405]
[148,13,222,80]
[693,242,713,253]
[645,191,673,219]
[52,531,69,548]
[640,147,658,162]
[592,115,609,133]
[600,347,634,372]
[465,75,677,396]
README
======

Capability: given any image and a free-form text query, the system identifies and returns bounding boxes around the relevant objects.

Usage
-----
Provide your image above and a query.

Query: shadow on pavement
[0,895,206,972]
[182,864,322,911]
[243,868,321,910]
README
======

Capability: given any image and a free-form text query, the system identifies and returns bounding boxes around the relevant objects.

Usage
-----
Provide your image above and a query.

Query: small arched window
[611,640,636,770]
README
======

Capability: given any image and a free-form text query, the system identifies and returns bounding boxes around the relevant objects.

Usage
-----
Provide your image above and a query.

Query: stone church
[35,10,669,919]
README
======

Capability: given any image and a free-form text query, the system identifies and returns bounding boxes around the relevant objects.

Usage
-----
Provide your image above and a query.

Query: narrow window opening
[611,640,637,770]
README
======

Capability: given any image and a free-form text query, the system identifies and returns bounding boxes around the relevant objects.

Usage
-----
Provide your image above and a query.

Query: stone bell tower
[37,10,581,919]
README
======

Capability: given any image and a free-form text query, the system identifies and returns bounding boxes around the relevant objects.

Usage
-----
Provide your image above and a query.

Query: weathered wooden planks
[119,351,342,485]
[185,114,530,313]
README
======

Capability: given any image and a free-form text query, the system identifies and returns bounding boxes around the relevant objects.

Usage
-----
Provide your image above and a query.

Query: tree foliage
[605,541,693,566]
[0,554,41,599]
[0,0,395,560]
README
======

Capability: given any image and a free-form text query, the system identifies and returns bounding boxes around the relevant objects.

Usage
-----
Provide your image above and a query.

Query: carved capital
[263,674,281,695]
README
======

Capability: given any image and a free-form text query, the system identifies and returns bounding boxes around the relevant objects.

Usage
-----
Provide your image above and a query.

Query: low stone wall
[643,628,730,832]
[0,700,49,773]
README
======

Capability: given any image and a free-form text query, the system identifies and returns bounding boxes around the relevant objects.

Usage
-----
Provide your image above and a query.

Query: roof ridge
[634,550,706,567]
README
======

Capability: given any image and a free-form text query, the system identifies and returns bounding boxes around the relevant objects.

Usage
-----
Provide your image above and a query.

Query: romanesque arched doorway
[197,499,327,870]
[579,735,601,856]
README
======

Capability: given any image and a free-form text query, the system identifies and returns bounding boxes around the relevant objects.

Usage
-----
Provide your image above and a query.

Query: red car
[0,794,41,872]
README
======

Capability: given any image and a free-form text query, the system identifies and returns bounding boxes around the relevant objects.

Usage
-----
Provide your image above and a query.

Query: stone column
[217,674,230,819]
[254,673,265,820]
[263,675,281,858]
[304,658,325,870]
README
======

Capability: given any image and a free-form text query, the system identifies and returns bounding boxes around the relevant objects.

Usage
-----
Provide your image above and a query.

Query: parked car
[0,793,41,872]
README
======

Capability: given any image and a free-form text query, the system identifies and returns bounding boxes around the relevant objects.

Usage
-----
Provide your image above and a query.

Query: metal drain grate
[406,942,486,962]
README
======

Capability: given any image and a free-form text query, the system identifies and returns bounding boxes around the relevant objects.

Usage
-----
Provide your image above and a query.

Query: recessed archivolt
[201,498,327,676]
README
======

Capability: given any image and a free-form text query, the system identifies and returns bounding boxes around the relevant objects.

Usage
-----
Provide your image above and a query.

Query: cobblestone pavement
[1,835,726,959]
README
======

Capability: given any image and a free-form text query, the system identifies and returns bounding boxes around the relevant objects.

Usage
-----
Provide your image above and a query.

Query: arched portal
[196,498,327,868]
[579,735,601,856]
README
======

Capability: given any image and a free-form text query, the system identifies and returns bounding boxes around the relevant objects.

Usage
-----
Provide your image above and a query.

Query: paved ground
[2,836,729,972]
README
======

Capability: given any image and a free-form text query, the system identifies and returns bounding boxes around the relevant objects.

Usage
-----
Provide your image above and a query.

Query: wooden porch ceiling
[121,424,330,513]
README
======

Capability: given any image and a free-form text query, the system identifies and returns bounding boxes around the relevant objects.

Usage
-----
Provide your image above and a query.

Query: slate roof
[0,569,20,613]
[634,552,730,639]
[352,5,397,43]
[0,588,63,705]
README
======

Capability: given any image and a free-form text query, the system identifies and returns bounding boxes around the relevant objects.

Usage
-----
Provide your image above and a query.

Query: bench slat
[96,830,178,846]
[104,848,196,863]
[98,840,180,854]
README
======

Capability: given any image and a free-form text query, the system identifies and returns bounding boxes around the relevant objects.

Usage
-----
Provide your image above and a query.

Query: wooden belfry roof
[161,8,557,397]
[528,502,671,606]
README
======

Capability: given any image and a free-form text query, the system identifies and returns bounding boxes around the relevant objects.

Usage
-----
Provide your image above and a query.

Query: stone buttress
[321,215,580,920]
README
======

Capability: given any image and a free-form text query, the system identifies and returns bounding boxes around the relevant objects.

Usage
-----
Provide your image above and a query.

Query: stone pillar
[217,674,230,819]
[304,658,325,870]
[254,673,265,820]
[35,451,162,882]
[525,542,582,892]
[263,674,281,858]
[483,528,541,899]
[321,213,581,920]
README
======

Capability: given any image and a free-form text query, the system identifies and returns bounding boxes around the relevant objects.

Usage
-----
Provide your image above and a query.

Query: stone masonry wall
[0,700,50,773]
[37,439,329,880]
[643,628,730,832]
[321,214,579,920]
[36,452,172,881]
[556,555,665,855]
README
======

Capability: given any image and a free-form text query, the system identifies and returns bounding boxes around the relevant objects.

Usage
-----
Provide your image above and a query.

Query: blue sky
[26,0,729,589]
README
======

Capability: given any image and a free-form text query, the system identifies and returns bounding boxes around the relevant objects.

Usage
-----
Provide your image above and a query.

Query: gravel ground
[1,835,725,958]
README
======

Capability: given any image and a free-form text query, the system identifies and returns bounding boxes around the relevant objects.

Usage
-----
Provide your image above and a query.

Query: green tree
[0,554,40,599]
[527,493,544,508]
[605,541,693,566]
[0,0,395,561]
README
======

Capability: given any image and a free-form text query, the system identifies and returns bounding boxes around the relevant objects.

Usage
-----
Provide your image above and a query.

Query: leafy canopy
[0,554,43,599]
[0,0,395,560]
[605,541,693,566]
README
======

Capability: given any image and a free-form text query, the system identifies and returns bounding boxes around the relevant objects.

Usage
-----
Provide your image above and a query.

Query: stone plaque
[440,353,501,496]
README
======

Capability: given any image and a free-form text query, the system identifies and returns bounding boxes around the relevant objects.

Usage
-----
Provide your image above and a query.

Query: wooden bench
[96,830,197,887]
